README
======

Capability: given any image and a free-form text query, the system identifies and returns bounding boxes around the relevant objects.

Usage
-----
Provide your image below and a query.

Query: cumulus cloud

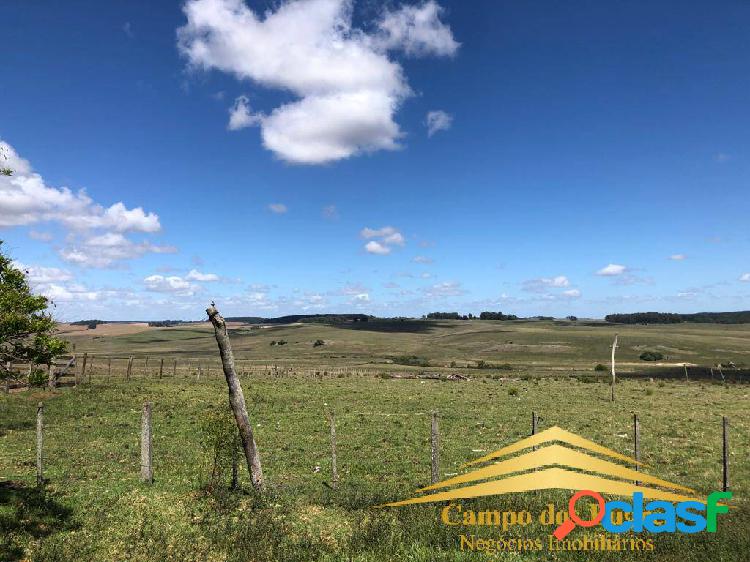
[364,240,391,255]
[596,264,628,276]
[425,110,452,136]
[228,95,262,130]
[59,233,176,268]
[740,273,750,282]
[177,0,458,164]
[523,275,570,293]
[375,1,460,56]
[669,254,686,261]
[421,280,465,298]
[412,255,433,264]
[13,262,73,284]
[186,269,220,281]
[0,142,160,232]
[361,225,405,254]
[1,139,170,268]
[268,203,288,214]
[144,274,200,296]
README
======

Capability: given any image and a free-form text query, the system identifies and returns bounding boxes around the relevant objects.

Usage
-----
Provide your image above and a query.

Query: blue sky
[1,0,748,321]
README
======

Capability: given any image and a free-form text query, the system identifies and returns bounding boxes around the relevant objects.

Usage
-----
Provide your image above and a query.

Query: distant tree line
[605,311,750,324]
[148,320,181,327]
[71,319,105,329]
[479,312,519,320]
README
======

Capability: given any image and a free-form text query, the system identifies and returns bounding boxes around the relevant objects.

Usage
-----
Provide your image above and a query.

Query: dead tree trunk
[207,304,264,492]
[610,334,618,402]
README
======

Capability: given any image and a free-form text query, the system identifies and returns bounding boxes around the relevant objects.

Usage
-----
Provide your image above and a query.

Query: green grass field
[2,320,749,561]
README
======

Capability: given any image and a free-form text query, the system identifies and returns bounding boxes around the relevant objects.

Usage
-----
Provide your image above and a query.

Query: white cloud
[13,262,73,284]
[1,139,170,268]
[268,203,288,214]
[186,269,220,282]
[361,225,404,254]
[177,0,458,164]
[421,280,465,298]
[413,255,433,264]
[523,275,570,293]
[60,233,176,268]
[29,230,53,242]
[596,264,628,276]
[562,289,581,298]
[425,110,452,136]
[40,283,100,303]
[669,254,686,261]
[740,273,750,282]
[365,240,391,255]
[228,95,262,130]
[375,1,460,57]
[0,142,160,232]
[144,274,200,296]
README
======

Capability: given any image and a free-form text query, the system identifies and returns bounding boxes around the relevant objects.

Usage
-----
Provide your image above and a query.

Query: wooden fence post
[173,359,177,377]
[88,356,95,383]
[610,334,618,402]
[80,352,88,385]
[722,416,729,492]
[431,411,439,484]
[5,361,12,393]
[330,411,339,489]
[126,356,133,380]
[159,358,164,379]
[36,402,44,486]
[144,356,150,377]
[47,364,54,390]
[108,357,112,378]
[141,402,153,483]
[683,364,689,381]
[633,413,640,486]
[207,304,264,492]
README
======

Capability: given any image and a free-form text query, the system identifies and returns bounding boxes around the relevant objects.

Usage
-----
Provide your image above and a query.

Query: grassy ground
[2,320,749,560]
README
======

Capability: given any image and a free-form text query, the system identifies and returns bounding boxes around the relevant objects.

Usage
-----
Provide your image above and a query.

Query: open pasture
[2,319,749,561]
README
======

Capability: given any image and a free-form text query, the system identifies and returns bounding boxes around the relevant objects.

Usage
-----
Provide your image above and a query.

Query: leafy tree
[0,241,67,385]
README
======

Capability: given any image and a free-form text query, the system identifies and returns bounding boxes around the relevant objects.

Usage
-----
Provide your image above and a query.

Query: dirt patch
[55,322,152,337]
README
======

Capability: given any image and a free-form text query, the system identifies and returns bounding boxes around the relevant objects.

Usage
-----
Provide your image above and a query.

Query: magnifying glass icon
[553,490,605,540]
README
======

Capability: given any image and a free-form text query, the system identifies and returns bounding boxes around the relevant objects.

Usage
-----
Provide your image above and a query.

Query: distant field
[58,319,750,377]
[1,319,748,561]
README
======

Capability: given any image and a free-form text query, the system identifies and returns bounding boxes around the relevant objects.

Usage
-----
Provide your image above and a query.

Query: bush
[28,367,49,387]
[392,355,429,367]
[594,363,607,371]
[639,351,664,361]
[313,339,325,347]
[508,387,519,396]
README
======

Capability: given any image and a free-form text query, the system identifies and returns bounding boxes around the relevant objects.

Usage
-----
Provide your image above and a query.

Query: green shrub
[392,355,429,367]
[594,363,607,371]
[508,387,519,396]
[313,339,325,347]
[639,351,664,361]
[28,367,49,387]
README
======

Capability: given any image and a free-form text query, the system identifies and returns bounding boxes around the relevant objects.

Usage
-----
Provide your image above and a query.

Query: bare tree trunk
[610,334,618,402]
[207,304,264,492]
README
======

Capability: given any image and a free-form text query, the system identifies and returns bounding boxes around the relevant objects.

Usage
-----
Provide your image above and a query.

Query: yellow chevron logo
[379,426,703,507]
